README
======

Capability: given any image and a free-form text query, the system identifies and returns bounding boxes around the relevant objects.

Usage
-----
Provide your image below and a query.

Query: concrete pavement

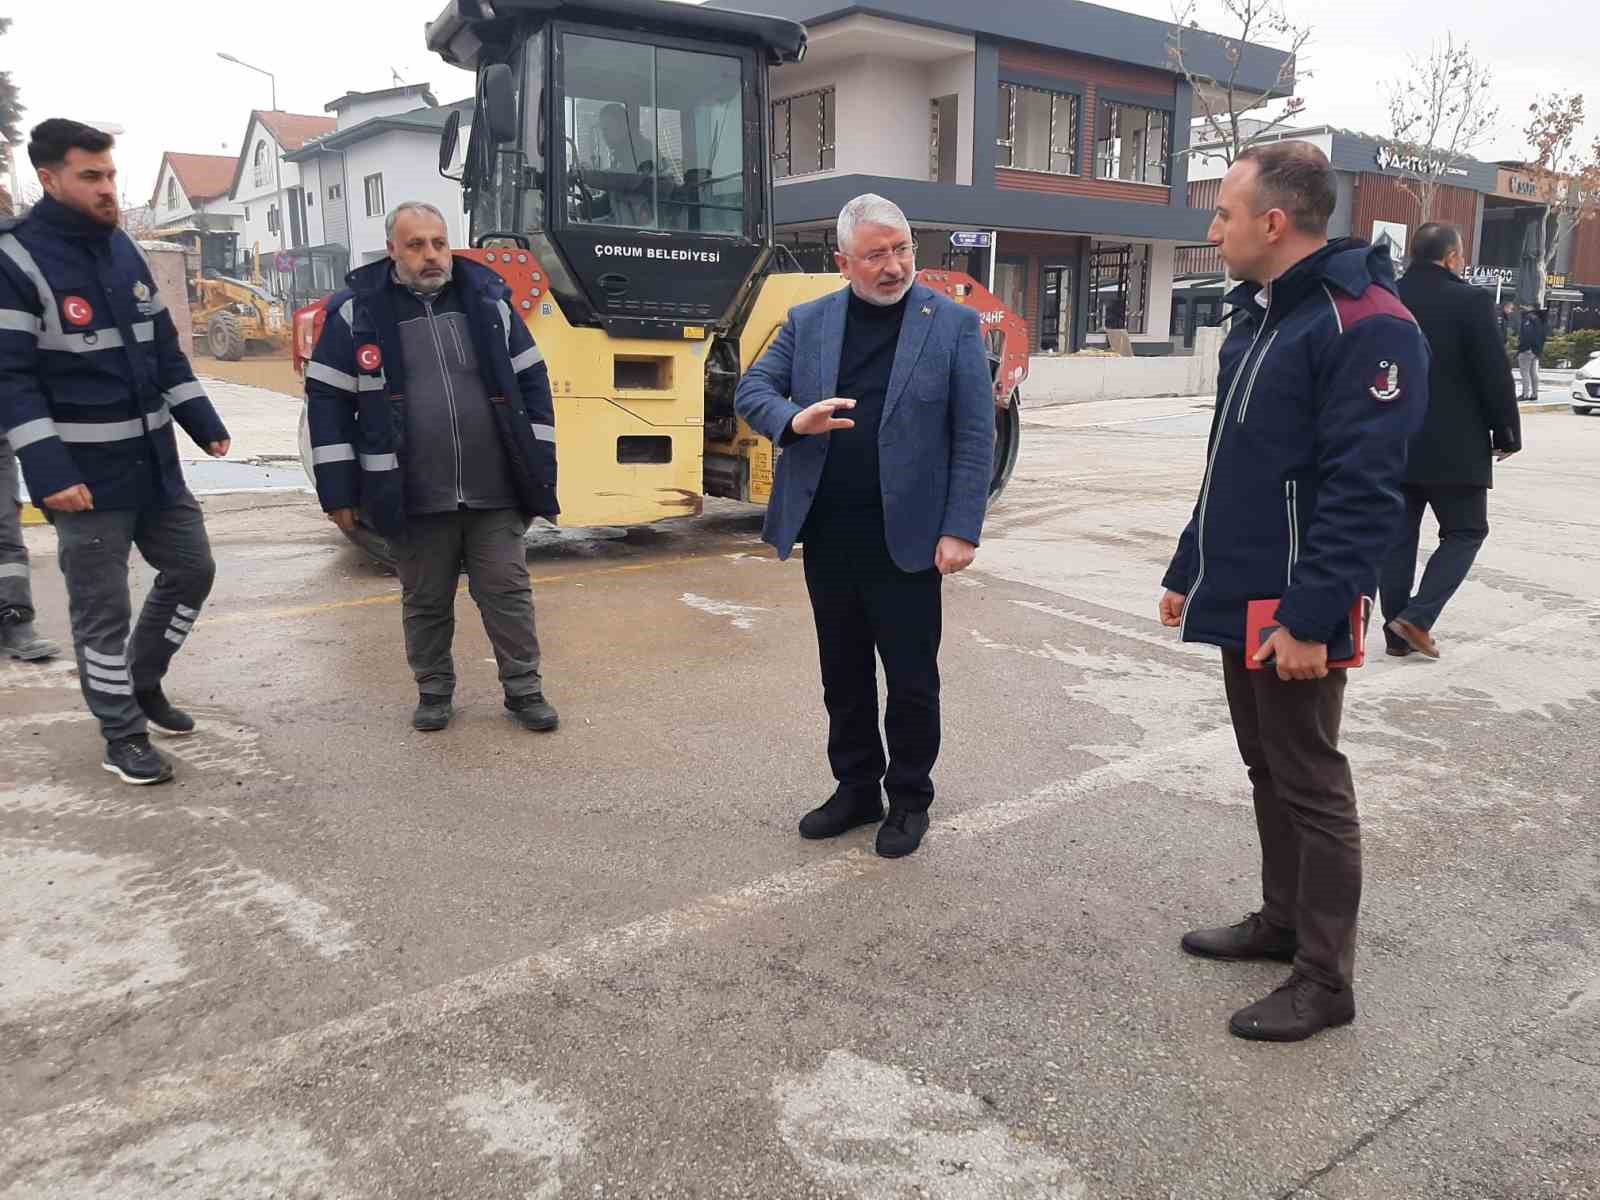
[2,394,1598,1198]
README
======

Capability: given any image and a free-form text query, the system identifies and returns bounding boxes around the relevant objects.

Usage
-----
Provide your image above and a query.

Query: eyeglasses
[848,242,918,268]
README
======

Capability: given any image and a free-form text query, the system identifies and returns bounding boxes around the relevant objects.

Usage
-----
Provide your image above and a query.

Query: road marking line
[202,553,746,627]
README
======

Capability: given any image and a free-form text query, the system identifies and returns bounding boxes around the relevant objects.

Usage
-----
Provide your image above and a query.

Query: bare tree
[1523,92,1600,304]
[1383,36,1497,226]
[1168,0,1310,166]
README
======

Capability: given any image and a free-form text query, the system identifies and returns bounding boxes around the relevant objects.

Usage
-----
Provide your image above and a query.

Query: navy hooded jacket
[0,195,229,510]
[1163,239,1430,651]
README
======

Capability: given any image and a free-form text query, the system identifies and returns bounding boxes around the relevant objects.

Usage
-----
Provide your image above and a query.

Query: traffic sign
[950,231,993,249]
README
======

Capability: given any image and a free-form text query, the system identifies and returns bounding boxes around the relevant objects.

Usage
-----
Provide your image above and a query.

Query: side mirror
[483,63,518,145]
[438,109,462,177]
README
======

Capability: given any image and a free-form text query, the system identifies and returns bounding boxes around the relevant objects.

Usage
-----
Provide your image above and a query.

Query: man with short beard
[736,194,994,859]
[0,118,230,785]
[306,202,560,733]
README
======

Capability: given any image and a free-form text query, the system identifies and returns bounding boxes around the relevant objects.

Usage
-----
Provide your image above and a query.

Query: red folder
[1246,596,1371,671]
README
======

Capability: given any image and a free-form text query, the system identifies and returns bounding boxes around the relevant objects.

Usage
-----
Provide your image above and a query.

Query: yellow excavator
[297,0,1027,561]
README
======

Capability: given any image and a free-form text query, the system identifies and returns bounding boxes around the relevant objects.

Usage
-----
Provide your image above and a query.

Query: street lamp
[217,51,287,284]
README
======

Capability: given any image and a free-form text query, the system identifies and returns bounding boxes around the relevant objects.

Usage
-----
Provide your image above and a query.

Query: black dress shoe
[798,789,884,840]
[413,693,454,732]
[135,685,196,735]
[102,735,175,785]
[506,692,559,732]
[1181,912,1297,962]
[875,808,930,858]
[1229,971,1356,1042]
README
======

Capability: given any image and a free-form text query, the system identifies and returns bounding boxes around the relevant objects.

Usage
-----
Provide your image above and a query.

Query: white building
[225,109,338,278]
[285,84,472,267]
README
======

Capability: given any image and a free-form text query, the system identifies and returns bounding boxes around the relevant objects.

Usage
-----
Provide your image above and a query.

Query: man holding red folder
[1159,142,1428,1042]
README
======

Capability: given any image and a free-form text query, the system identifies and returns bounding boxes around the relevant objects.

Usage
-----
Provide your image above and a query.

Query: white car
[1574,352,1600,415]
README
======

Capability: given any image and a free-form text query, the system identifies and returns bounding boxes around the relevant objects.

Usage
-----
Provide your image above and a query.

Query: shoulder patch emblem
[1370,360,1401,402]
[62,295,94,327]
[356,343,383,372]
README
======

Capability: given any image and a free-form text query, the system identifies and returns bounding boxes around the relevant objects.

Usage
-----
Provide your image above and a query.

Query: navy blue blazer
[735,281,994,573]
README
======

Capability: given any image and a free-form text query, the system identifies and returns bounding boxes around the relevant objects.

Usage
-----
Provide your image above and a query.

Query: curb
[1521,402,1570,414]
[20,503,45,526]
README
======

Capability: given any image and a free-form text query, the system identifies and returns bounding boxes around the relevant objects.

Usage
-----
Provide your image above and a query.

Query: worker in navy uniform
[1,433,60,661]
[736,194,994,859]
[305,202,559,734]
[0,120,230,784]
[1160,143,1428,1041]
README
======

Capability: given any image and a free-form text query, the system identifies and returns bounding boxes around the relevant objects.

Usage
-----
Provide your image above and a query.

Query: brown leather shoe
[1386,618,1440,659]
[1229,972,1356,1042]
[1181,912,1297,962]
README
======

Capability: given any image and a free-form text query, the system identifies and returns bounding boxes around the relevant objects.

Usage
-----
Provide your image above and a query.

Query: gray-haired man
[306,202,561,733]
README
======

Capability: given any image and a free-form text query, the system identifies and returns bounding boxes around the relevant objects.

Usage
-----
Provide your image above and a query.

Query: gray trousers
[52,493,216,740]
[392,508,543,699]
[0,439,34,625]
[1517,350,1540,398]
[1379,484,1489,638]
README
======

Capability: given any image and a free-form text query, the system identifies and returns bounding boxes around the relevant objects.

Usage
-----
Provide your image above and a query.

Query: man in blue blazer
[736,194,994,858]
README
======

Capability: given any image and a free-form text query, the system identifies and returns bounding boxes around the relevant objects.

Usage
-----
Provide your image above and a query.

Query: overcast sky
[3,0,1592,208]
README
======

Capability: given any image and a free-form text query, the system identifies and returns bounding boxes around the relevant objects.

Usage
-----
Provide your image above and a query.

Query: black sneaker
[1229,971,1356,1042]
[413,693,454,732]
[798,789,884,840]
[505,692,558,732]
[135,686,196,736]
[1181,912,1298,962]
[875,807,930,858]
[102,735,175,785]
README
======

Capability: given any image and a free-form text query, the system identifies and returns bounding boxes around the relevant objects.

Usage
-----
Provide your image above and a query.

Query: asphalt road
[2,396,1598,1199]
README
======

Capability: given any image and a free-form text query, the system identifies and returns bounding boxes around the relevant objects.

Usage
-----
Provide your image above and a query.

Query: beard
[395,256,452,296]
[850,270,915,307]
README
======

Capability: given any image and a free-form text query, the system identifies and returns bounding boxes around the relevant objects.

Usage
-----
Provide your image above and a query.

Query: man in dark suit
[736,194,995,859]
[1381,222,1521,659]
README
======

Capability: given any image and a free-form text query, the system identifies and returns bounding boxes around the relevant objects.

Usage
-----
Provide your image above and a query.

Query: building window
[253,140,272,189]
[1095,102,1170,185]
[997,83,1080,175]
[771,87,835,180]
[1088,241,1151,335]
[244,205,251,220]
[267,205,279,235]
[166,177,178,210]
[328,184,342,200]
[364,173,384,218]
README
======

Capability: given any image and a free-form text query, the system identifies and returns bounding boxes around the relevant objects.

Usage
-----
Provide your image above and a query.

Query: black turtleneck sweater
[805,289,909,533]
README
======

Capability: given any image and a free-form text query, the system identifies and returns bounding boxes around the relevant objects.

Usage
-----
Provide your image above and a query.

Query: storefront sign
[950,231,993,249]
[1374,144,1470,179]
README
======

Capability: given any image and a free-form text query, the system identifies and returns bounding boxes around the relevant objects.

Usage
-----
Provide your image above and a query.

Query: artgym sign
[1374,144,1469,179]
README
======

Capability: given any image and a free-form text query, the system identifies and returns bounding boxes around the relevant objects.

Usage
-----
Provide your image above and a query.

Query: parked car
[1573,352,1600,415]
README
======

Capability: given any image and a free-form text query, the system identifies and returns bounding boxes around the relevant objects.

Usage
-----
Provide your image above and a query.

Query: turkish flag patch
[62,295,95,327]
[356,343,383,372]
[1369,360,1401,402]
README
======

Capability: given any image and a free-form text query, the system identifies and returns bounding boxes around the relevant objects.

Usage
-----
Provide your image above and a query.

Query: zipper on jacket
[1284,479,1299,588]
[423,298,466,506]
[1180,305,1271,639]
[446,319,469,368]
[1235,328,1281,424]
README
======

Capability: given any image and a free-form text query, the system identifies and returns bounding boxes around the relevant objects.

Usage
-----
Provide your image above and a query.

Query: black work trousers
[1221,650,1360,991]
[802,516,942,813]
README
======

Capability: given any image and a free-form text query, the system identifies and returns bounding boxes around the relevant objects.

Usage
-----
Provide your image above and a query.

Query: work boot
[102,734,175,786]
[135,685,196,736]
[1181,912,1298,962]
[0,619,58,661]
[413,693,454,732]
[505,692,558,732]
[1386,617,1440,660]
[1229,971,1356,1042]
[798,789,884,840]
[875,807,930,859]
